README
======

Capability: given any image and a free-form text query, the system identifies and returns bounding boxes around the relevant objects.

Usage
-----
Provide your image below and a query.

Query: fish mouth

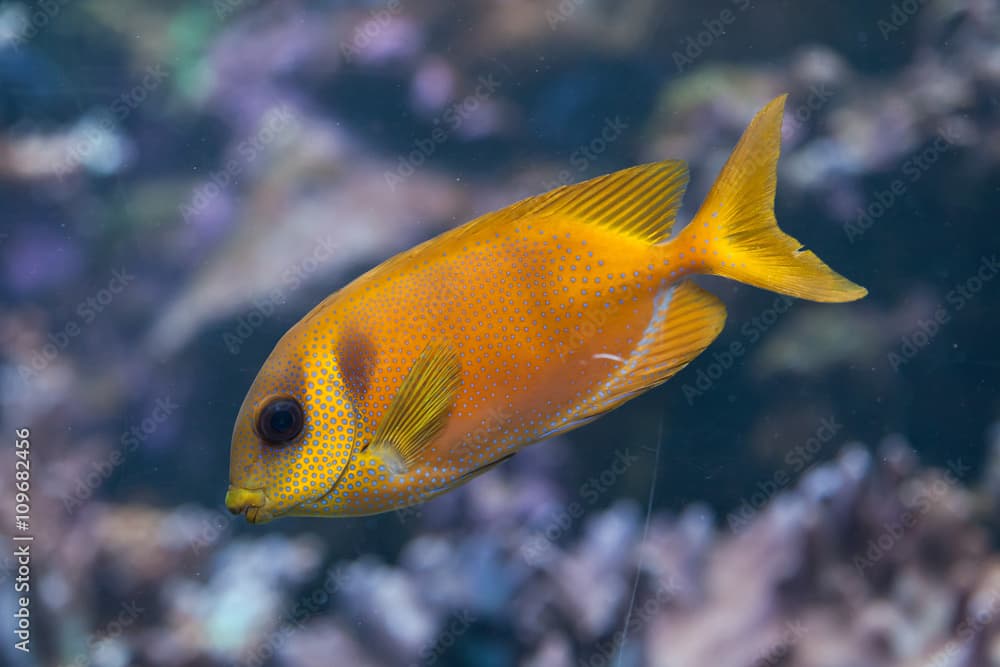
[225,486,273,524]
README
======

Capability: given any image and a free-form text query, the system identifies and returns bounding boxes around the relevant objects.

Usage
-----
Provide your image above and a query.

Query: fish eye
[256,397,304,445]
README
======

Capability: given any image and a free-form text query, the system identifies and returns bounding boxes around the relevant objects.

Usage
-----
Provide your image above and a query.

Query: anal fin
[541,281,726,438]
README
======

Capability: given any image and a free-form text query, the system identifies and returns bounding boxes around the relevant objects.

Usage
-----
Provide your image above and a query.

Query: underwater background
[1,0,999,665]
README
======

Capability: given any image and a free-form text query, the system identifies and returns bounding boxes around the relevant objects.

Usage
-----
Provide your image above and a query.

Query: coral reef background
[0,1,997,665]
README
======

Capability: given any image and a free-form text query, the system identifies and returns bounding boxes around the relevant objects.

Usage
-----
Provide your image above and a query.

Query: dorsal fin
[366,339,461,474]
[313,162,690,298]
[525,160,689,243]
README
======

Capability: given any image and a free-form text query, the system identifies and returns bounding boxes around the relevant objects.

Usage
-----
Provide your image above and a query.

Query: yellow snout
[225,486,271,524]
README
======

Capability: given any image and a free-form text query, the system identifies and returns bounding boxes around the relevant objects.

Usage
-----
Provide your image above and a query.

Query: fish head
[225,322,362,523]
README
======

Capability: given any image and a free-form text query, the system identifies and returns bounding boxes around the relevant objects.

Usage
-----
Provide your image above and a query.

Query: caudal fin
[677,95,867,303]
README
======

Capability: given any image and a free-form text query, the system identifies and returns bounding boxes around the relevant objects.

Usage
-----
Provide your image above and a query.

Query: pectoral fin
[366,340,461,474]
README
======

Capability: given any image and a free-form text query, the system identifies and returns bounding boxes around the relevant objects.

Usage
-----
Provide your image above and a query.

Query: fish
[225,95,866,523]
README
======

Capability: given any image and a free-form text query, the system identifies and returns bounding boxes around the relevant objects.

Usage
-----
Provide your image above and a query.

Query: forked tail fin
[676,95,867,303]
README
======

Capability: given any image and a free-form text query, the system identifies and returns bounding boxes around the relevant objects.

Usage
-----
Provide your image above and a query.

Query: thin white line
[592,353,627,363]
[615,411,664,667]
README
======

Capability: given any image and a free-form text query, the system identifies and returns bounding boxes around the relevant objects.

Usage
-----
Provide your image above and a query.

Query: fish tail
[674,95,867,303]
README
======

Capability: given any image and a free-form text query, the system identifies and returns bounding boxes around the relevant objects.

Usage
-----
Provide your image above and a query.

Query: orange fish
[225,95,865,523]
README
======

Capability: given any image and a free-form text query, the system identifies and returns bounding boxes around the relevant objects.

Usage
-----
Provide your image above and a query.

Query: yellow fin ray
[366,339,461,473]
[323,162,689,300]
[526,160,689,243]
[679,94,867,302]
[540,281,726,439]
